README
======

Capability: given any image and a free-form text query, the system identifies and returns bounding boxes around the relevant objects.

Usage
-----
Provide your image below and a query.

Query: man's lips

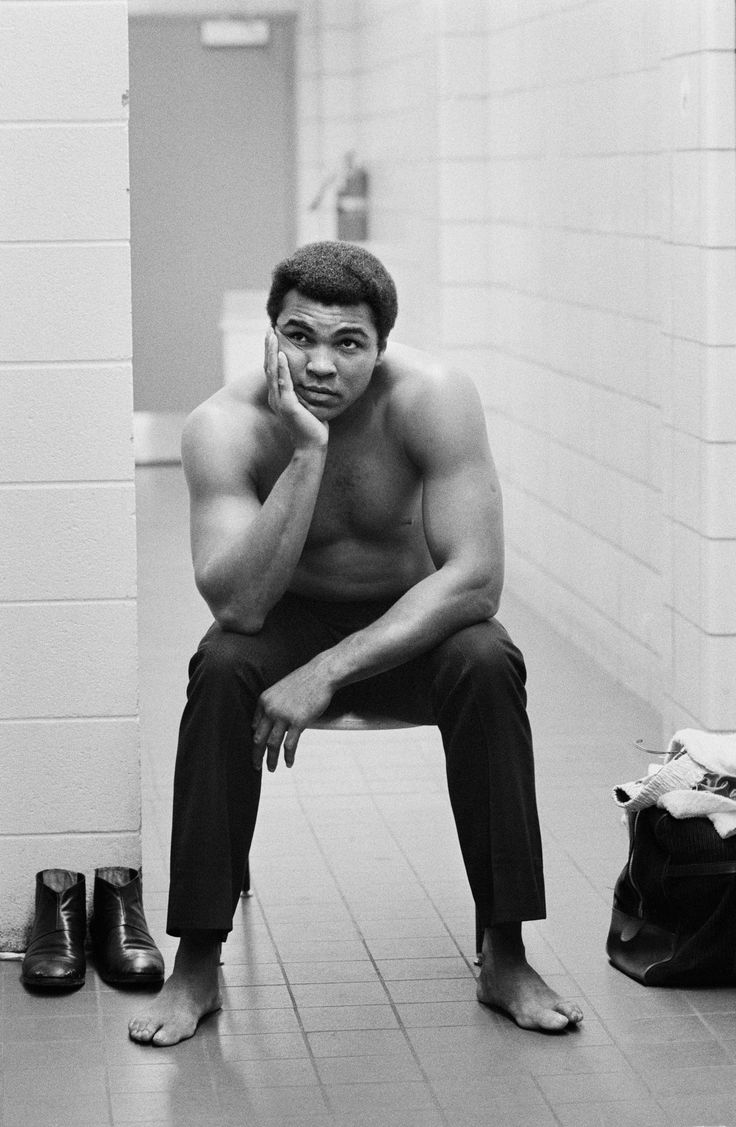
[298,386,338,403]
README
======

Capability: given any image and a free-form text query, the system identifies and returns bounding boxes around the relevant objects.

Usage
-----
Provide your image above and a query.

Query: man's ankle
[176,931,222,962]
[484,922,525,961]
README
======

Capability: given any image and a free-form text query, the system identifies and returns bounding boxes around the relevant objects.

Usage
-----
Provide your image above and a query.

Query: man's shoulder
[382,343,481,421]
[181,373,272,476]
[381,341,445,386]
[381,343,488,468]
[185,373,267,438]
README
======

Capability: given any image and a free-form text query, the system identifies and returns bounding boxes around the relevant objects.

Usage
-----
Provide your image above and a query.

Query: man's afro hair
[266,241,398,348]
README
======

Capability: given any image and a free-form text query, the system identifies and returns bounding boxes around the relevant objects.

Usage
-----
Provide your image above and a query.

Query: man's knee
[431,618,527,694]
[189,625,264,695]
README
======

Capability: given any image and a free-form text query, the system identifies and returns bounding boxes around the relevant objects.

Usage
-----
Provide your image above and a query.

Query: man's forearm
[199,445,327,631]
[313,564,498,691]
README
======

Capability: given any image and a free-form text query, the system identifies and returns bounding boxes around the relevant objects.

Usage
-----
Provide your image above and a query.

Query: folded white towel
[667,729,736,777]
[658,788,736,839]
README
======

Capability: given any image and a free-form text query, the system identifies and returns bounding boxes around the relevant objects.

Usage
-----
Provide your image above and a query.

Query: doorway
[128,15,295,432]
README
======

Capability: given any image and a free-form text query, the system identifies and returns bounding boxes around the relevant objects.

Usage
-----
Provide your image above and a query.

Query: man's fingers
[283,729,302,769]
[252,711,271,770]
[276,350,293,394]
[266,724,286,773]
[264,331,280,404]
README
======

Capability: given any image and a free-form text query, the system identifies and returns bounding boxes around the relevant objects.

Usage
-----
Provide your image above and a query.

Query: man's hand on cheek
[263,329,329,450]
[251,661,335,772]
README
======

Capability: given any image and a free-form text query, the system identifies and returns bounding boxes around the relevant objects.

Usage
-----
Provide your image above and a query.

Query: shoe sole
[22,975,85,990]
[98,972,164,987]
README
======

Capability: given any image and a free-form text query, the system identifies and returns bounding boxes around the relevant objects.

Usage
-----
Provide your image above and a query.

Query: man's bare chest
[256,432,422,545]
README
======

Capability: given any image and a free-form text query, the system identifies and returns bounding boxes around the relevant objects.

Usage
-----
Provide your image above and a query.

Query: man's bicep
[421,452,504,572]
[182,407,262,580]
[189,489,261,569]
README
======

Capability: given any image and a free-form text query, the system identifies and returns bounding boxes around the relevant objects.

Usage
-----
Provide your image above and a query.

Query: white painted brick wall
[297,0,736,736]
[0,0,138,950]
[661,0,736,737]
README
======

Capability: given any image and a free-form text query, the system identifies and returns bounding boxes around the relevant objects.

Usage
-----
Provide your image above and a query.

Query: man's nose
[306,347,337,377]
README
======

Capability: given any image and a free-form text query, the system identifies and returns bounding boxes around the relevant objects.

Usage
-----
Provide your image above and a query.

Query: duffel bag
[607,804,736,986]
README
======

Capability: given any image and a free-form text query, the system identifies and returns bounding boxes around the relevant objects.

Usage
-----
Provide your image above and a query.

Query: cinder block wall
[661,2,736,737]
[0,0,139,949]
[298,0,443,346]
[301,0,736,738]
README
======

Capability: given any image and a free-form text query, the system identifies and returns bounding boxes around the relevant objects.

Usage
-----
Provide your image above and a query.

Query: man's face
[274,289,384,421]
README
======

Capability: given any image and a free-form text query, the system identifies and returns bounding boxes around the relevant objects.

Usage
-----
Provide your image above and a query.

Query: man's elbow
[196,571,265,635]
[477,587,500,620]
[469,572,502,621]
[214,607,265,635]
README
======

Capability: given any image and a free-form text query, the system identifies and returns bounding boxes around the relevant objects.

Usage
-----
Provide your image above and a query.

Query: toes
[555,1001,584,1025]
[538,1009,570,1032]
[128,1018,159,1043]
[514,1006,569,1032]
[152,1021,195,1047]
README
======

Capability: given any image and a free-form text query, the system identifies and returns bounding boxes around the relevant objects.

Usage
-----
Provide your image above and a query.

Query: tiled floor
[3,464,736,1126]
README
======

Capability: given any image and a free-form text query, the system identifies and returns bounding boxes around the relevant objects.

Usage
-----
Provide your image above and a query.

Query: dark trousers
[166,592,546,937]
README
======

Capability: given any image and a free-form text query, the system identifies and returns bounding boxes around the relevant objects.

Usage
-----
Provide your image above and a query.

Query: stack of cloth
[613,729,736,838]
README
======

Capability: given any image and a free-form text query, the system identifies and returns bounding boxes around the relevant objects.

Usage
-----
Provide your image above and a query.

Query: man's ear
[375,345,386,365]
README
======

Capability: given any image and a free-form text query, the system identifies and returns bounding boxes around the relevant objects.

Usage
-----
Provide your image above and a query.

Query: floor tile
[107,1061,214,1093]
[207,1056,319,1087]
[374,957,473,980]
[333,1108,446,1127]
[219,962,286,987]
[315,1052,425,1085]
[364,936,461,960]
[657,1090,736,1125]
[3,982,99,1015]
[217,1082,331,1118]
[298,1004,399,1032]
[554,1100,670,1126]
[642,1061,736,1097]
[536,1067,653,1104]
[206,1031,309,1062]
[384,977,479,1003]
[323,1080,438,1115]
[2,1038,107,1071]
[306,1027,413,1058]
[3,1101,114,1127]
[273,940,370,962]
[109,1088,215,1122]
[289,980,389,1008]
[220,983,294,1009]
[395,999,498,1027]
[281,960,379,985]
[203,1007,300,1036]
[3,1012,103,1043]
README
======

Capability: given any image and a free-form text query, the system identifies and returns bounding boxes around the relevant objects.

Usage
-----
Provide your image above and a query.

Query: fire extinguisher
[337,154,369,242]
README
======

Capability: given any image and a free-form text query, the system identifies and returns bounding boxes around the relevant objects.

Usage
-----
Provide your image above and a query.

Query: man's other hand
[251,661,334,772]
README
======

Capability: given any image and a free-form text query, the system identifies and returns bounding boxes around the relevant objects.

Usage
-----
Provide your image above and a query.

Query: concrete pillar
[0,0,139,949]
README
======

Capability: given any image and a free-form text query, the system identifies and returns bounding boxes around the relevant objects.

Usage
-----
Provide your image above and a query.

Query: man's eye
[340,339,360,351]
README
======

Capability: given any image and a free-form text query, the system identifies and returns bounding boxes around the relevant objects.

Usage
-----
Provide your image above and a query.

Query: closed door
[128,15,295,413]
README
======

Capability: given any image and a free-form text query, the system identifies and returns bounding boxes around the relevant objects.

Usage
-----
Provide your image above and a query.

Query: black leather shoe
[22,870,86,989]
[91,868,164,987]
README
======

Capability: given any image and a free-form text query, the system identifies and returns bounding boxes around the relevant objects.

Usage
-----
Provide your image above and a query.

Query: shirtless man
[129,241,582,1046]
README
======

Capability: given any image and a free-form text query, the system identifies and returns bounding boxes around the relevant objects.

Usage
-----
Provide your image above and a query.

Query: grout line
[0,481,133,490]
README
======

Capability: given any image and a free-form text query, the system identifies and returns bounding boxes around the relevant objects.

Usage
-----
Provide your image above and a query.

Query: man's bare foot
[476,923,583,1033]
[128,933,222,1047]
